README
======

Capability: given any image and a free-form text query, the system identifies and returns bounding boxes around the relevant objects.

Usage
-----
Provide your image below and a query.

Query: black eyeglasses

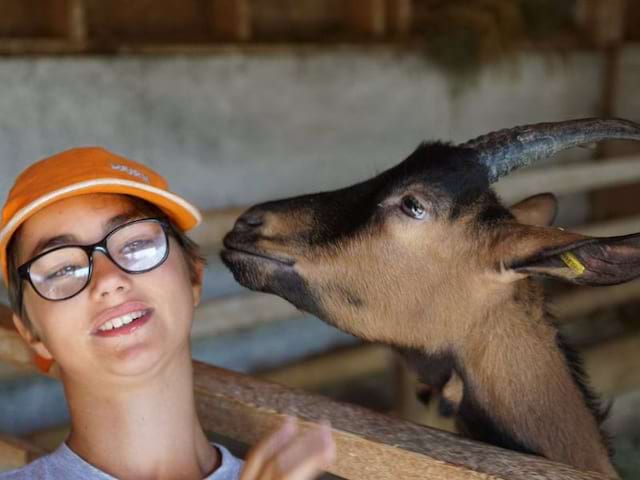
[18,218,170,301]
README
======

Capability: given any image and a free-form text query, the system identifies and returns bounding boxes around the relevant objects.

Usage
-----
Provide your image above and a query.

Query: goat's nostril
[236,211,264,230]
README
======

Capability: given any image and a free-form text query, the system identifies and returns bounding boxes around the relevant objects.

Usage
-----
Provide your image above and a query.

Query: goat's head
[222,119,640,349]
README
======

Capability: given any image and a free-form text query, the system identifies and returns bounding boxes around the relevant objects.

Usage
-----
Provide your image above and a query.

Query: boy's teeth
[98,311,145,332]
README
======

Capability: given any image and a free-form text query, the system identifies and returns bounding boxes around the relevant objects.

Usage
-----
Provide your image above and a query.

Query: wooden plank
[0,38,83,54]
[0,433,45,471]
[194,361,606,480]
[67,0,88,44]
[386,0,412,36]
[192,292,299,338]
[250,1,344,42]
[495,154,640,203]
[209,0,251,41]
[576,0,627,48]
[583,331,640,396]
[575,214,640,237]
[553,280,640,320]
[49,0,87,44]
[346,0,386,38]
[260,344,391,389]
[0,310,608,479]
[0,304,626,479]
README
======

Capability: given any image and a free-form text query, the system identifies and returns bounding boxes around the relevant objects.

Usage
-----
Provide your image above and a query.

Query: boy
[0,147,334,479]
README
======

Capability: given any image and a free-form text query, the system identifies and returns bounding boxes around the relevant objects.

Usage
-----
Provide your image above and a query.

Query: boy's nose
[90,252,131,298]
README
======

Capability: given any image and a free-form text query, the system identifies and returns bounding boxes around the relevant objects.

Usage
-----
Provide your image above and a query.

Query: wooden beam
[209,0,252,41]
[553,280,640,320]
[495,154,640,203]
[576,0,627,48]
[45,0,87,46]
[386,0,412,37]
[0,303,627,479]
[583,331,640,396]
[191,292,299,339]
[0,38,84,55]
[260,344,391,390]
[575,214,640,237]
[346,0,387,38]
[194,361,605,480]
[66,0,88,45]
[0,433,45,471]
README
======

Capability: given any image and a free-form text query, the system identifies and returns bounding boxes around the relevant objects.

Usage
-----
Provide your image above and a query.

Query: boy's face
[13,193,201,381]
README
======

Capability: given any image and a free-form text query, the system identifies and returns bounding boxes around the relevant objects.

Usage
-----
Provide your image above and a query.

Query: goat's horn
[460,118,640,183]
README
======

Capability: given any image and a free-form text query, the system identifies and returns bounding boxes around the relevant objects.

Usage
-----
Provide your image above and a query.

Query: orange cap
[0,147,202,284]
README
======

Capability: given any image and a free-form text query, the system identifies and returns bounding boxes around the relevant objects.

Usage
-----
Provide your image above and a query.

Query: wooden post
[577,0,627,48]
[346,0,386,38]
[210,0,252,41]
[386,0,412,37]
[50,0,87,46]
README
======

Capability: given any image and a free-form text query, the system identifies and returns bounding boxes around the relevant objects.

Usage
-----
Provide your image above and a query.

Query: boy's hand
[240,417,336,480]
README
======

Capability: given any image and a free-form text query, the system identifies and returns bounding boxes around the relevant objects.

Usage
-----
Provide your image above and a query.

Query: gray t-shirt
[0,442,243,479]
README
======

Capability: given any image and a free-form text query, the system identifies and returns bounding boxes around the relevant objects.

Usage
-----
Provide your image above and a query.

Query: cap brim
[0,178,202,283]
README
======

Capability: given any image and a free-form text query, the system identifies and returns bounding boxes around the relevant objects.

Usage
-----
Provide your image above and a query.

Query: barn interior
[0,1,639,478]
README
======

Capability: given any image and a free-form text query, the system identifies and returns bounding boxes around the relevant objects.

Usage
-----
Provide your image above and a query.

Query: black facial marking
[395,143,491,218]
[399,347,456,390]
[399,348,538,456]
[243,143,494,250]
[455,383,537,456]
[267,268,326,318]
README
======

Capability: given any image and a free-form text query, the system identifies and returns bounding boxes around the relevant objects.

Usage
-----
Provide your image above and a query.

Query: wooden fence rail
[0,320,610,480]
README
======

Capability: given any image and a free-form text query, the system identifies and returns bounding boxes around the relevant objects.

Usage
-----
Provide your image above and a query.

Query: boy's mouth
[94,309,152,337]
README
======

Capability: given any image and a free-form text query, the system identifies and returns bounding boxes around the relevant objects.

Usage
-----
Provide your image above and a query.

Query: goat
[221,118,640,477]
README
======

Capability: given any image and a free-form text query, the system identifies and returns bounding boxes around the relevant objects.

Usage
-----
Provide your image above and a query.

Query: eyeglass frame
[17,217,171,302]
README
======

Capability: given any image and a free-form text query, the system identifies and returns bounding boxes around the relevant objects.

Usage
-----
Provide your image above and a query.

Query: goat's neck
[448,287,617,477]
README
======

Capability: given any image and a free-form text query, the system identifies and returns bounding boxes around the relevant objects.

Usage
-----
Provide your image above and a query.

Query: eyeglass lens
[28,220,168,300]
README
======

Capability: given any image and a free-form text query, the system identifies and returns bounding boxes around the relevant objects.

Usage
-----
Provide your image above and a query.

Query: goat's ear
[509,193,558,227]
[504,228,640,286]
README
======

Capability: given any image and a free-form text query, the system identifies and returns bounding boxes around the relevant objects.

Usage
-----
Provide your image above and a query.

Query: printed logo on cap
[111,163,150,184]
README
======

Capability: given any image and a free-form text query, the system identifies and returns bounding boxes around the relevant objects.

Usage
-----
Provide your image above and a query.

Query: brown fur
[222,150,635,477]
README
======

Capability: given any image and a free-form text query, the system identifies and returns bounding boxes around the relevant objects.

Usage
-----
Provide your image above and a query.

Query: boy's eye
[121,238,154,254]
[46,264,84,280]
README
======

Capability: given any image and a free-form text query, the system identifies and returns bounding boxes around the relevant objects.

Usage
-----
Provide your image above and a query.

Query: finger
[240,417,298,480]
[260,422,335,480]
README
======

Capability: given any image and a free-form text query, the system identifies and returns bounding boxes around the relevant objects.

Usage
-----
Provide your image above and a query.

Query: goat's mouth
[220,240,296,268]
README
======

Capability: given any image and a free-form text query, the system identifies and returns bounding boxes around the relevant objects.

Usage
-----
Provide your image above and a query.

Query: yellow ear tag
[560,252,585,275]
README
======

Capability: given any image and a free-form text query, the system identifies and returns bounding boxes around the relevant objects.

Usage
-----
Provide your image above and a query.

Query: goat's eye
[400,195,426,220]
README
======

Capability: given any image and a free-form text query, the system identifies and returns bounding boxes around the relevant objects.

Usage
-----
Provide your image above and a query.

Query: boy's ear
[12,313,53,361]
[499,224,640,286]
[509,193,558,227]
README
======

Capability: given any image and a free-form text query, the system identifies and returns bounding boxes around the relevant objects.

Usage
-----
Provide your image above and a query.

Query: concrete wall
[0,51,604,212]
